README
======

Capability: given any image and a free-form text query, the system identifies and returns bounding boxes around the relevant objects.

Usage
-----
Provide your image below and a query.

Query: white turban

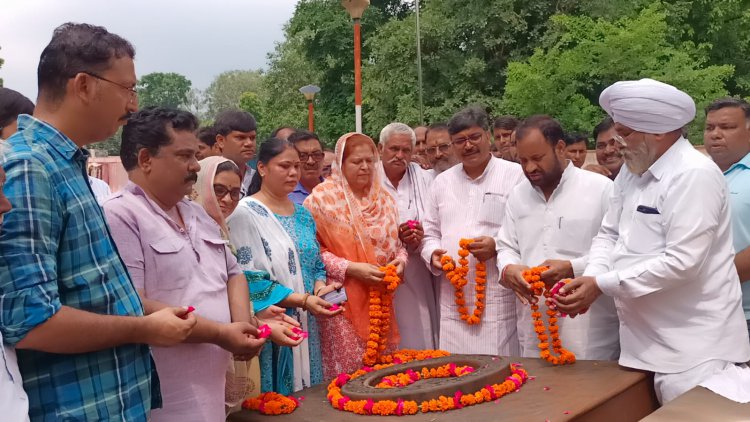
[599,78,696,134]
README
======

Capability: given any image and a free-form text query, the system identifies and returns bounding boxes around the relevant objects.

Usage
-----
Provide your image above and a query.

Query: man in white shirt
[378,122,438,349]
[556,79,750,404]
[88,175,111,204]
[497,115,619,360]
[421,106,524,355]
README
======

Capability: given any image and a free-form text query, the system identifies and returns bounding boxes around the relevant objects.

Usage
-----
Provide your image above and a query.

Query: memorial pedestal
[227,358,658,421]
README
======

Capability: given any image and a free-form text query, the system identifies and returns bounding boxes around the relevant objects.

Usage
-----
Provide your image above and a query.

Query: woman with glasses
[227,138,343,395]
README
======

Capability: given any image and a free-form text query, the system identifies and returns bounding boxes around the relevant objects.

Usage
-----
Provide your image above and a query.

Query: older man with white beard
[556,79,750,404]
[378,122,439,349]
[424,123,459,176]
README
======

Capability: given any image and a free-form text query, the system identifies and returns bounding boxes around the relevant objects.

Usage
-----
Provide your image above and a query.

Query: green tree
[238,91,265,126]
[363,0,605,131]
[501,5,733,143]
[265,0,411,140]
[204,70,264,118]
[136,72,192,108]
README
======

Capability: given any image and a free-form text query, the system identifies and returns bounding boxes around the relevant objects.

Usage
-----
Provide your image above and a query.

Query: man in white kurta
[378,122,439,349]
[496,115,619,360]
[556,79,750,404]
[421,106,524,355]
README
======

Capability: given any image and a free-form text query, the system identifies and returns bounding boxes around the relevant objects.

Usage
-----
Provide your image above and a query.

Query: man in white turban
[554,79,750,404]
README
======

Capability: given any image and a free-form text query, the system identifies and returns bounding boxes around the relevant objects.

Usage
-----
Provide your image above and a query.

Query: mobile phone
[321,288,348,305]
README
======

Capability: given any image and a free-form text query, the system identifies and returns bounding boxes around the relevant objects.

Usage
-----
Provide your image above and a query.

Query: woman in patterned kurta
[304,133,408,379]
[227,138,342,395]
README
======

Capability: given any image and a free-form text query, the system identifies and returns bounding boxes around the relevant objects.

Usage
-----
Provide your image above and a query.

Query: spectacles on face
[451,132,485,147]
[79,71,138,103]
[425,143,451,156]
[213,184,241,201]
[297,151,325,162]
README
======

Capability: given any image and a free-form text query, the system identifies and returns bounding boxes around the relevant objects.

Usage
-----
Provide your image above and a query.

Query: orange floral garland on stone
[327,350,529,416]
[522,266,576,366]
[241,392,298,415]
[375,363,475,388]
[364,265,401,366]
[440,238,487,325]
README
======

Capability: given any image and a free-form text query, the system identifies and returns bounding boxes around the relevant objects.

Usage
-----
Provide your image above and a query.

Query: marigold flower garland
[327,350,529,416]
[522,267,576,366]
[242,392,298,415]
[375,363,475,388]
[364,264,401,366]
[440,238,486,325]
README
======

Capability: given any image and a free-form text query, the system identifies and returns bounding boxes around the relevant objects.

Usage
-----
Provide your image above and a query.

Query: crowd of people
[1,22,749,421]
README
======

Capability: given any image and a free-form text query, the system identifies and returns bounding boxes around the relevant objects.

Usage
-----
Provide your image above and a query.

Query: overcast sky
[0,0,298,101]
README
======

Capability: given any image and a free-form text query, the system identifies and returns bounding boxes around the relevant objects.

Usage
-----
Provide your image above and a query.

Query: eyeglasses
[213,184,241,201]
[425,143,451,156]
[451,132,485,147]
[297,151,325,162]
[80,71,138,103]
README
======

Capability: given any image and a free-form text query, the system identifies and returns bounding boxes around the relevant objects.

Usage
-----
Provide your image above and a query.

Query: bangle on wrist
[301,293,310,311]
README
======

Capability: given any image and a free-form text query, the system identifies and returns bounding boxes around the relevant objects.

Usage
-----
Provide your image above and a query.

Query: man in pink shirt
[104,107,265,421]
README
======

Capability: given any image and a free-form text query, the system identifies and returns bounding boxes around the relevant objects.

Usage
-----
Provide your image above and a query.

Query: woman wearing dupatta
[304,132,408,378]
[227,138,342,396]
[193,156,262,410]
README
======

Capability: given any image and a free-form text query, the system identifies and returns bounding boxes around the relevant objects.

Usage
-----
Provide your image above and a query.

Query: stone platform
[641,386,750,421]
[227,357,659,421]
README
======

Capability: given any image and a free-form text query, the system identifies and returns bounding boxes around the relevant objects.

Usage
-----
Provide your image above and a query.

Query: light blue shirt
[725,152,750,320]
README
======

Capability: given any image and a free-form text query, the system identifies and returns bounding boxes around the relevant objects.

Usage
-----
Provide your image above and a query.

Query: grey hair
[379,122,416,147]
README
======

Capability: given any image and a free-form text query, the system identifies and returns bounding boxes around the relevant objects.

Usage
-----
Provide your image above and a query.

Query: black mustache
[185,172,198,183]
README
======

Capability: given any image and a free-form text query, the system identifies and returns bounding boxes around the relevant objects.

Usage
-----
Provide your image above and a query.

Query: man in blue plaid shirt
[0,23,197,421]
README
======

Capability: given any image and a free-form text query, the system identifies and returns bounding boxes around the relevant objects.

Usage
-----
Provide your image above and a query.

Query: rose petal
[564,410,571,414]
[257,324,271,339]
[543,386,551,391]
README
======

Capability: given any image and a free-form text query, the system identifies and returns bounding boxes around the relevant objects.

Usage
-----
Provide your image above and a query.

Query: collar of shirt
[17,114,88,162]
[293,177,324,196]
[645,137,690,181]
[725,151,750,175]
[122,181,197,235]
[460,154,496,182]
[530,160,576,201]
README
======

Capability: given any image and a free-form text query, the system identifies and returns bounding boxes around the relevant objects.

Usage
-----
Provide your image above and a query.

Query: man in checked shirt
[0,23,196,420]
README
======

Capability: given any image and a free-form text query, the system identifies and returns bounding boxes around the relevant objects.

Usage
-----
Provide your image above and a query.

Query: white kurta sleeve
[596,168,725,298]
[495,193,522,273]
[420,178,443,276]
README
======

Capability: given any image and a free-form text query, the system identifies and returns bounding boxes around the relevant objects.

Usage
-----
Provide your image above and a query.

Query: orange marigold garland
[375,363,475,388]
[440,238,486,325]
[327,350,529,416]
[242,392,298,415]
[364,265,402,366]
[522,267,576,366]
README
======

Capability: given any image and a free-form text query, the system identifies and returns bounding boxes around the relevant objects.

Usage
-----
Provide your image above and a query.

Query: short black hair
[564,132,588,146]
[120,107,199,171]
[288,130,322,148]
[0,87,34,128]
[270,126,298,138]
[214,110,256,136]
[705,97,750,119]
[425,122,449,139]
[197,126,216,147]
[493,116,519,131]
[592,116,615,142]
[515,115,565,148]
[448,106,490,135]
[38,23,135,102]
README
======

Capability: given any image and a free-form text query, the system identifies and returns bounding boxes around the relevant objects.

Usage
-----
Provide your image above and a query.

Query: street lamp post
[299,84,321,132]
[342,0,370,133]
